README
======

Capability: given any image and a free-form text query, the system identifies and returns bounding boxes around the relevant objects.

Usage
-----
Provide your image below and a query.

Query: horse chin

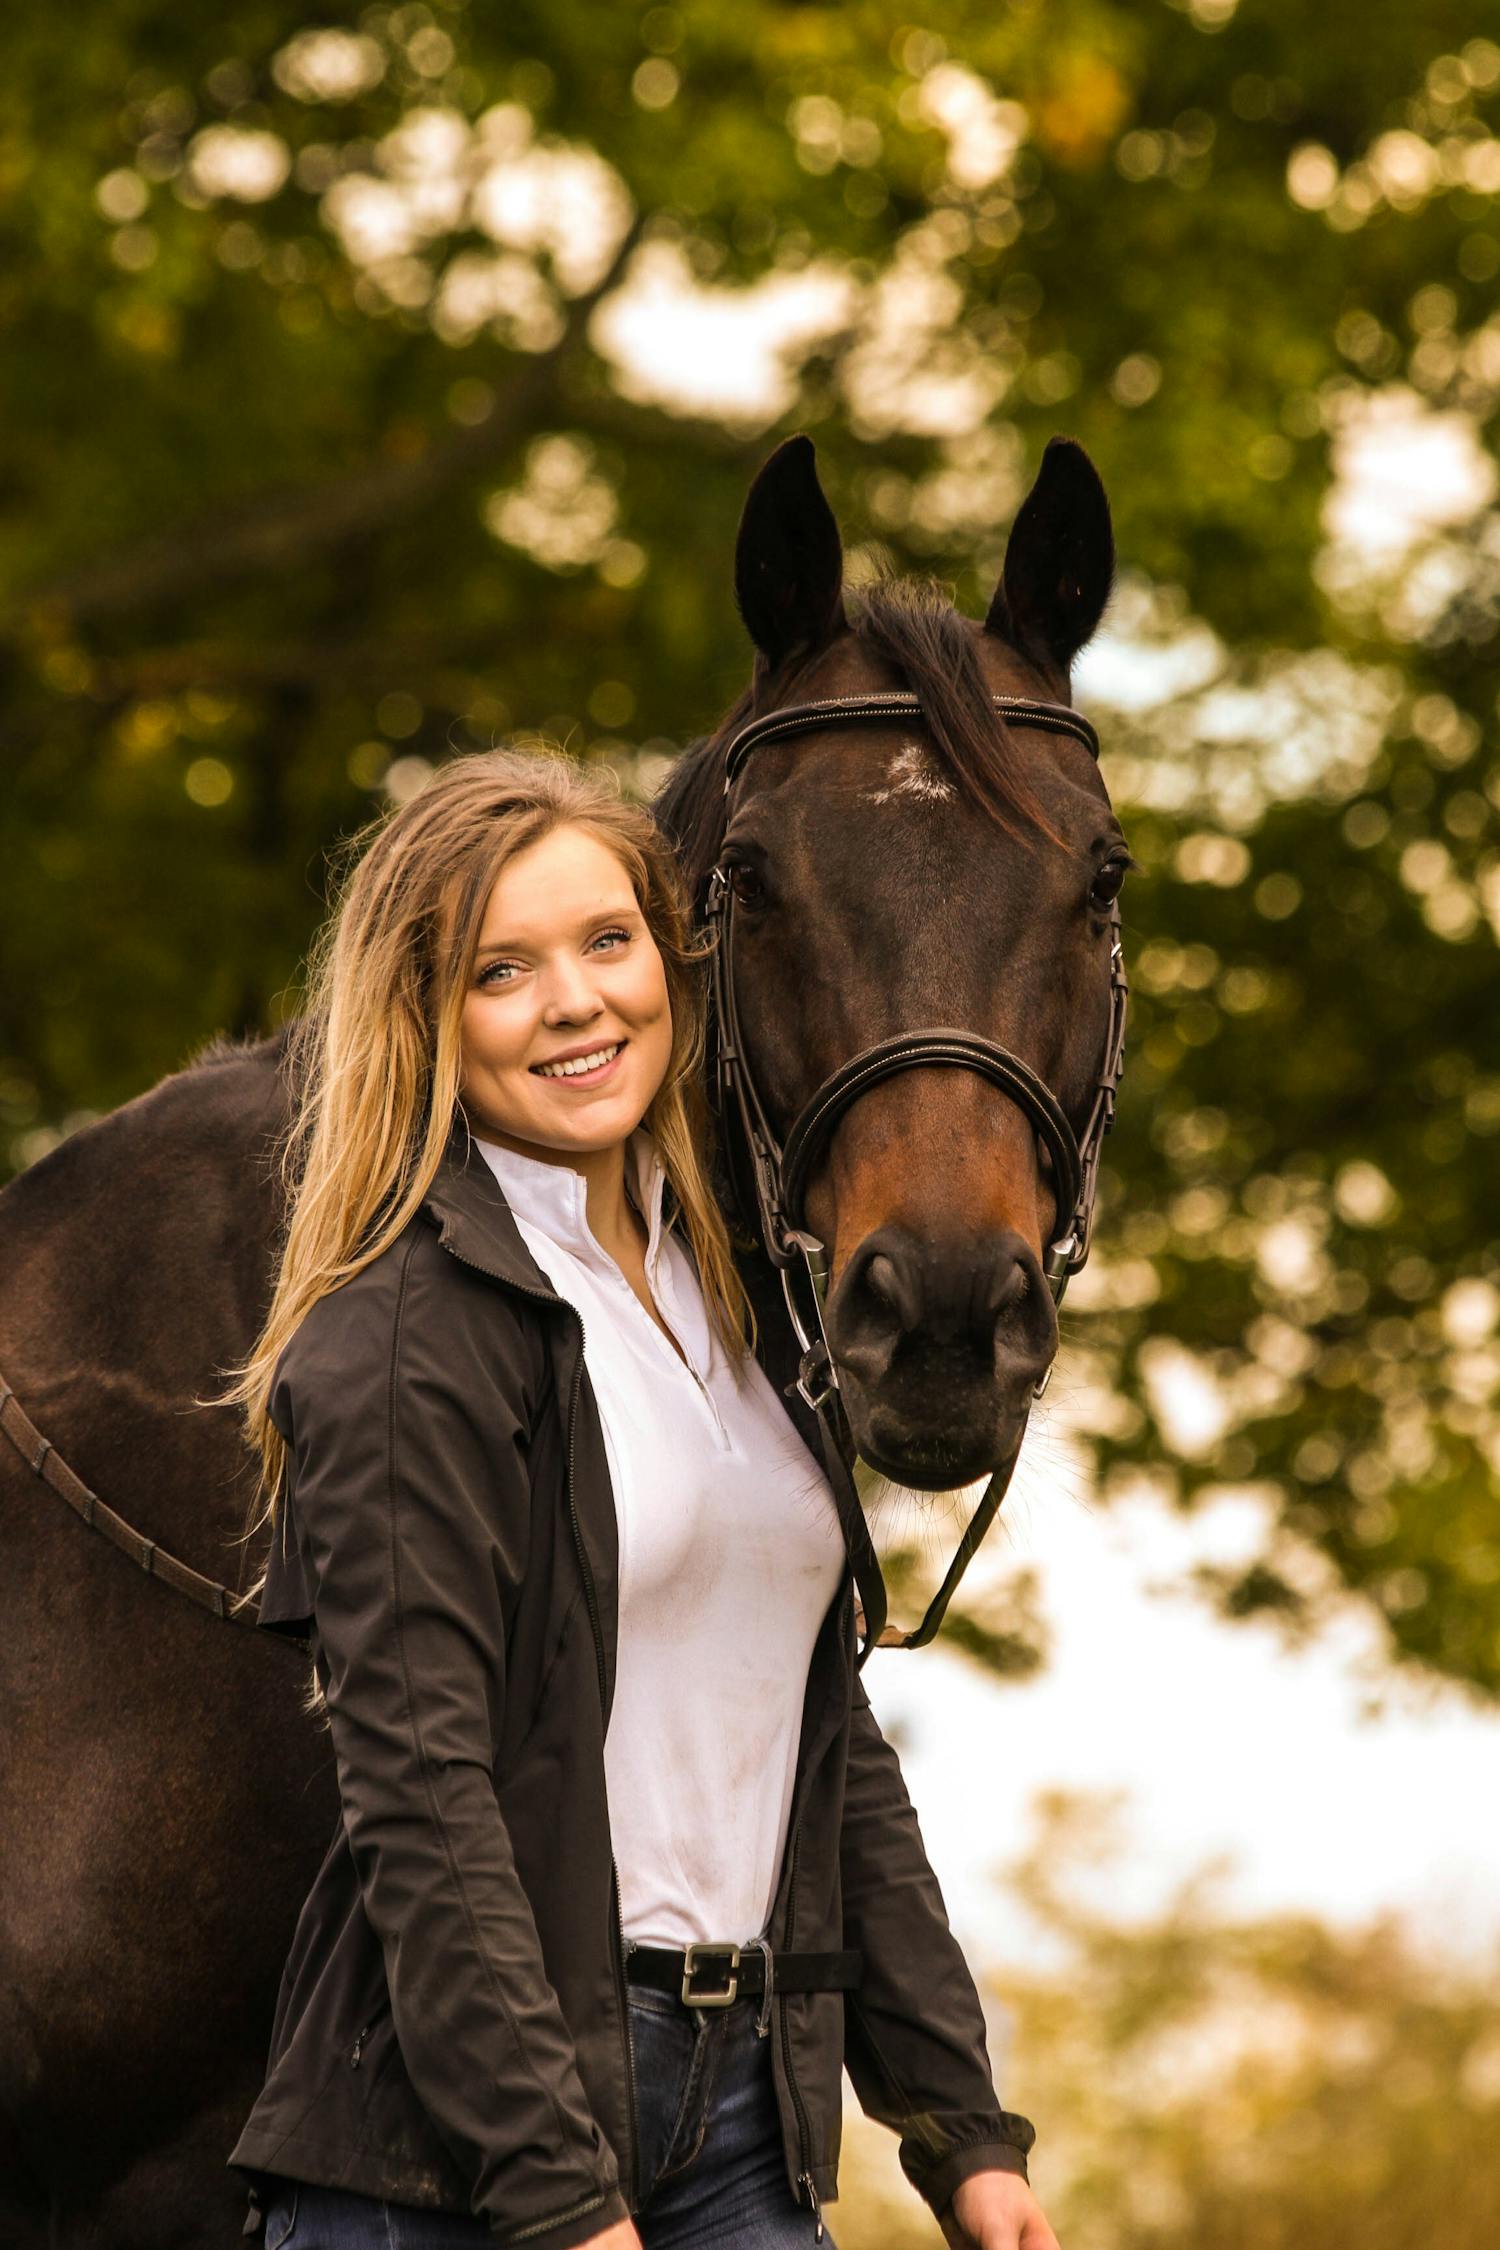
[839,1374,1033,1493]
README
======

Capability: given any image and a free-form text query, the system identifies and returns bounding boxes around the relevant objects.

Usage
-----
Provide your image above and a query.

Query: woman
[224,748,1056,2250]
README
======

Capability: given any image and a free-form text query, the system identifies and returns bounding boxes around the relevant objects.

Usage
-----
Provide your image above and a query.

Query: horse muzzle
[822,1223,1057,1487]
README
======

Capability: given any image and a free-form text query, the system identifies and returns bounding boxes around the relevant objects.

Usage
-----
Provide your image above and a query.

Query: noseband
[704,690,1129,1659]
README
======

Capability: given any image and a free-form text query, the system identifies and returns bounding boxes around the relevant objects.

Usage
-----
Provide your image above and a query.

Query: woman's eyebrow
[474,905,641,958]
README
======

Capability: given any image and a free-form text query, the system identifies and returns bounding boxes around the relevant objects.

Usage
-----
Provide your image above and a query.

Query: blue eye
[476,927,631,988]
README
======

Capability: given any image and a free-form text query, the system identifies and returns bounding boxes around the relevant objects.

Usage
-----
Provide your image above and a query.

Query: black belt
[625,1939,861,2012]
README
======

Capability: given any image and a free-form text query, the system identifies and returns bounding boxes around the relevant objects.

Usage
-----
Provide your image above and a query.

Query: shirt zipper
[436,1243,639,2212]
[619,1255,732,1451]
[657,1326,730,1449]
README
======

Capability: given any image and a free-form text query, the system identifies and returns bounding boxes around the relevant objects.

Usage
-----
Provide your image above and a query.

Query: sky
[864,1426,1500,1980]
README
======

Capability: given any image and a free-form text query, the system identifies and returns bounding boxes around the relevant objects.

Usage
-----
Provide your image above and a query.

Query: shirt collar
[471,1125,672,1276]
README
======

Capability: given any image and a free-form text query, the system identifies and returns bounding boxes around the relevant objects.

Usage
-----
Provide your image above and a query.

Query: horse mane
[184,1023,295,1072]
[652,576,1056,891]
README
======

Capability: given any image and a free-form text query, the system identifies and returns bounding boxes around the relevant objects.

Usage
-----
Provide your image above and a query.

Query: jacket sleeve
[273,1232,630,2250]
[839,1666,1037,2217]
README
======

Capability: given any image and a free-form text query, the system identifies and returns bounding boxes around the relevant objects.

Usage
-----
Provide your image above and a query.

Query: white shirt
[473,1126,846,1947]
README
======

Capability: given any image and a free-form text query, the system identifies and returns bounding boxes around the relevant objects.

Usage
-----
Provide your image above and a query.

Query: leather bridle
[704,690,1129,1662]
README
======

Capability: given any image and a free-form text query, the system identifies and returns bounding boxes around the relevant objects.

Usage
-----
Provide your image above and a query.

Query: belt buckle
[681,1941,740,2008]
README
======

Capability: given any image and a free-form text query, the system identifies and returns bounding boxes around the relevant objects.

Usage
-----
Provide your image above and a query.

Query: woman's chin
[488,1089,652,1155]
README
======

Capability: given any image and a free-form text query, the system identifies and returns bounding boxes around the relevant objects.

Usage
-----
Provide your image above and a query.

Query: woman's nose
[542,962,606,1018]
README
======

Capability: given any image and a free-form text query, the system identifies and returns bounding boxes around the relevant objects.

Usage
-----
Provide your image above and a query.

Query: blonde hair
[221,745,755,1601]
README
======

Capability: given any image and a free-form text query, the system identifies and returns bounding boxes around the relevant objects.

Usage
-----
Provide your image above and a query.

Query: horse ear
[734,434,848,666]
[985,436,1114,675]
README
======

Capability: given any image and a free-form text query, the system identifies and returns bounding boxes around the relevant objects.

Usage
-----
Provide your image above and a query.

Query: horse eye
[1089,857,1129,911]
[729,859,767,907]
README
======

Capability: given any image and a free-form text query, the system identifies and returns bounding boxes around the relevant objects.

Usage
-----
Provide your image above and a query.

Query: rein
[0,1374,263,1629]
[705,691,1129,1665]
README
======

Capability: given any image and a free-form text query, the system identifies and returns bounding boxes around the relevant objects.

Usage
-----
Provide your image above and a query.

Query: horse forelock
[842,580,1058,841]
[660,577,1066,865]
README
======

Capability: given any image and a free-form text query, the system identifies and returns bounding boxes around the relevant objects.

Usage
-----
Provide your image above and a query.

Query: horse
[655,433,1124,1627]
[0,432,1121,2247]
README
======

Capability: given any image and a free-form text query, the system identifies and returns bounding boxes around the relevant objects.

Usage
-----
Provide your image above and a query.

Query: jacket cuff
[491,2183,630,2250]
[908,2125,1034,2216]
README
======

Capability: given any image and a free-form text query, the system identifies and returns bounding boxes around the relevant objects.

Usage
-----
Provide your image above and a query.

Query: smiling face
[457,822,675,1163]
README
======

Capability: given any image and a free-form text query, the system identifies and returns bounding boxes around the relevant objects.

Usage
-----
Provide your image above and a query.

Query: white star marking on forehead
[865,740,957,806]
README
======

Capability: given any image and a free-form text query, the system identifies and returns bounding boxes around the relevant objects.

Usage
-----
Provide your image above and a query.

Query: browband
[725,692,1101,788]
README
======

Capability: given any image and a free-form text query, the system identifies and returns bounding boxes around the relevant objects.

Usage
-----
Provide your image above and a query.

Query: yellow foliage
[835,1788,1500,2249]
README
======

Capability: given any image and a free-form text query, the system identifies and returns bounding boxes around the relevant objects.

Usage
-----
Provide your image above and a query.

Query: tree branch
[84,637,490,703]
[14,217,646,635]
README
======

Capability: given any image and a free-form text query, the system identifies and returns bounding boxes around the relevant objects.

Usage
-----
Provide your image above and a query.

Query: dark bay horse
[0,435,1120,2247]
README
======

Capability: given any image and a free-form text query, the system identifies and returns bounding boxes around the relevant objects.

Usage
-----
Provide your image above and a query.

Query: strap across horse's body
[0,1372,266,1629]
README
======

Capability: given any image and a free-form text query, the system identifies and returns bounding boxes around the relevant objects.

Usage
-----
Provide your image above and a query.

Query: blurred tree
[836,1788,1500,2248]
[1,3,1497,1690]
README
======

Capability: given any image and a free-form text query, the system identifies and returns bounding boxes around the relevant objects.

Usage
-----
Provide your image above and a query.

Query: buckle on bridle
[793,1341,839,1414]
[682,1941,740,2008]
[1043,1230,1078,1299]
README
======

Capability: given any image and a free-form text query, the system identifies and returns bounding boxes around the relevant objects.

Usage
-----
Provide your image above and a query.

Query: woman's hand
[590,2220,644,2249]
[940,2168,1061,2250]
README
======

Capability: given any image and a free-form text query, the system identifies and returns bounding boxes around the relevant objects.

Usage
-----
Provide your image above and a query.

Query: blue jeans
[260,1989,834,2248]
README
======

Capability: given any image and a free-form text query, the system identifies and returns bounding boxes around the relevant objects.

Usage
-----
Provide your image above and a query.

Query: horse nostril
[828,1225,1059,1400]
[865,1251,922,1333]
[984,1258,1029,1324]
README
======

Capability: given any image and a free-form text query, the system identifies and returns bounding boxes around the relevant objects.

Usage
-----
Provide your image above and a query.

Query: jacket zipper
[778,1834,822,2239]
[610,1852,638,2206]
[435,1243,639,2212]
[557,1314,638,2214]
[774,1576,857,2242]
[351,2021,371,2069]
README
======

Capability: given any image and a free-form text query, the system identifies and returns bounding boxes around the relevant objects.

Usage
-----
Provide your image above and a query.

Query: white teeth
[535,1042,622,1079]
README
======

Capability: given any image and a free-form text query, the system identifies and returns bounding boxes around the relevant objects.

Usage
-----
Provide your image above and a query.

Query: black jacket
[228,1115,1036,2246]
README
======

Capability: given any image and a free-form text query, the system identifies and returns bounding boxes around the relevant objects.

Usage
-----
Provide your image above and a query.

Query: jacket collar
[470,1125,672,1286]
[419,1112,571,1304]
[419,1112,682,1308]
